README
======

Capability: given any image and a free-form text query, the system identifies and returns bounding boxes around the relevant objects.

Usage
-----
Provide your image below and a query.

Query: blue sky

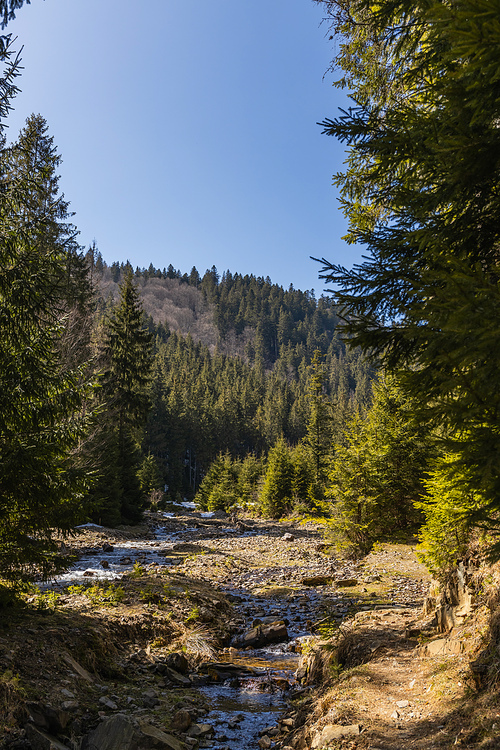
[7,0,361,294]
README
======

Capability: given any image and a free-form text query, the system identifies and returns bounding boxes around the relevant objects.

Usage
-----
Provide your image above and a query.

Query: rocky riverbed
[0,509,436,750]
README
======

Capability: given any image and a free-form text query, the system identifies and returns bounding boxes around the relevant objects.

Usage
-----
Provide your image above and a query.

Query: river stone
[187,724,214,738]
[274,677,290,691]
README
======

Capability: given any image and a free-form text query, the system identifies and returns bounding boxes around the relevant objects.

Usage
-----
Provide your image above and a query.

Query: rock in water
[238,620,288,648]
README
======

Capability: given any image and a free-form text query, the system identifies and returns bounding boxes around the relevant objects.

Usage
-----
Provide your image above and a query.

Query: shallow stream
[50,512,332,748]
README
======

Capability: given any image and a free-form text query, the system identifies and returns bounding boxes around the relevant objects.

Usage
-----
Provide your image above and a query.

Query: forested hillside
[89,254,374,516]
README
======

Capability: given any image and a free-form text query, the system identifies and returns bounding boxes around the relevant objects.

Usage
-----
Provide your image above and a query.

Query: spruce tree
[0,115,94,581]
[327,375,430,556]
[304,349,331,486]
[90,271,153,524]
[259,437,293,518]
[316,0,500,552]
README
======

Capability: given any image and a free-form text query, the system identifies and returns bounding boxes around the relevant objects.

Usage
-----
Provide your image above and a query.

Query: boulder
[238,620,288,649]
[186,724,214,739]
[164,667,192,685]
[99,696,118,710]
[81,715,137,750]
[166,652,189,674]
[142,688,159,708]
[81,715,186,750]
[139,723,187,750]
[26,703,70,734]
[25,725,71,750]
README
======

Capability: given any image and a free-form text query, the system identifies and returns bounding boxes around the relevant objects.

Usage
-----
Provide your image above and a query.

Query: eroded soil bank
[1,510,496,750]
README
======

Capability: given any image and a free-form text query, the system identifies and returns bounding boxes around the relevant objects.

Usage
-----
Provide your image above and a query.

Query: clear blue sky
[7,0,361,294]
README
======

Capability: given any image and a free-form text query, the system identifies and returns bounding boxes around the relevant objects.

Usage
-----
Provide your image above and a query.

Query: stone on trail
[419,637,464,656]
[311,724,361,748]
[282,533,295,541]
